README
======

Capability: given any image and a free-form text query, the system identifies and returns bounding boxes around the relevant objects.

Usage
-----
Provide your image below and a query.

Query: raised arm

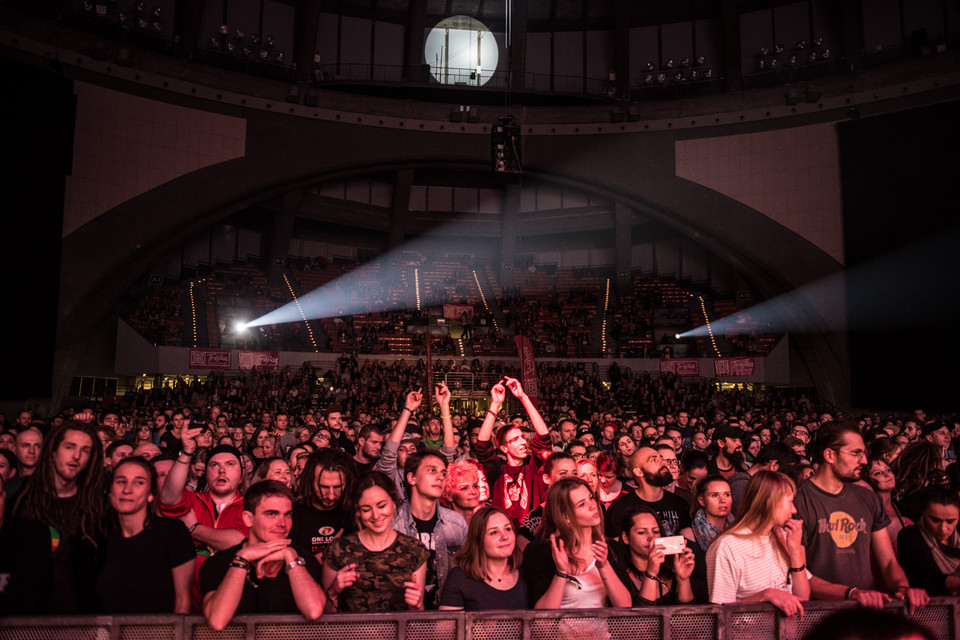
[505,377,548,436]
[435,382,455,450]
[389,389,422,444]
[160,423,201,506]
[477,381,506,444]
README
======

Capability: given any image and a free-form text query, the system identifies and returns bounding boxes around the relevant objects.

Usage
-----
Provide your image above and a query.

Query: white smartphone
[654,535,687,555]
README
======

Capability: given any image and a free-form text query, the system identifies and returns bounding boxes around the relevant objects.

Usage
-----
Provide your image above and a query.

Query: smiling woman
[321,471,429,612]
[97,456,195,613]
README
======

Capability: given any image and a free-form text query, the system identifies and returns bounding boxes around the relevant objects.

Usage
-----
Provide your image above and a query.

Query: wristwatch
[285,556,306,572]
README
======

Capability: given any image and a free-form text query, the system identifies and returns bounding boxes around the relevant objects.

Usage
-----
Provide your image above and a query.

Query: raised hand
[504,376,526,399]
[405,388,423,412]
[435,382,451,408]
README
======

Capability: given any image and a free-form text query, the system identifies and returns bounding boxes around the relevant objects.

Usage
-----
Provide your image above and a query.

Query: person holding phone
[706,470,810,617]
[613,506,696,605]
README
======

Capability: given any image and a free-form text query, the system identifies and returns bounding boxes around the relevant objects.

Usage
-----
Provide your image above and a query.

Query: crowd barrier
[1,599,957,640]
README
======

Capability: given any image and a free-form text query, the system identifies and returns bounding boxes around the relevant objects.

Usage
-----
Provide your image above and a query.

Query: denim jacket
[393,502,467,600]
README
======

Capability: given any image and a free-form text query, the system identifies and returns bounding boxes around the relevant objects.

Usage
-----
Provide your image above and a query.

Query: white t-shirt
[706,529,809,603]
[562,560,607,608]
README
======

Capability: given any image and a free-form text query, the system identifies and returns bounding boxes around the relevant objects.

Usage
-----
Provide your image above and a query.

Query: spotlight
[674,333,681,340]
[234,321,248,334]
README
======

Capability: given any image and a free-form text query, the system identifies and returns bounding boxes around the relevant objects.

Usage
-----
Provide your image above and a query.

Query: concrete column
[390,170,414,248]
[614,202,632,297]
[614,0,630,97]
[721,0,741,92]
[508,0,529,90]
[500,184,520,290]
[294,0,324,83]
[267,191,299,287]
[404,0,428,82]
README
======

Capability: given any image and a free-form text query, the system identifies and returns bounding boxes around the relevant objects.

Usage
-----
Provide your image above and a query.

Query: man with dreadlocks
[14,420,104,613]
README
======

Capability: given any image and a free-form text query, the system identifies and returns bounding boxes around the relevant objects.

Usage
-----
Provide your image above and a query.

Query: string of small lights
[601,278,610,354]
[473,270,499,331]
[414,268,422,311]
[282,274,319,352]
[189,279,203,347]
[697,294,722,357]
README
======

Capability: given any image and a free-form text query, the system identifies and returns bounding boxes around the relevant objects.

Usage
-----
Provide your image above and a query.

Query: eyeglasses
[662,459,679,467]
[834,448,867,460]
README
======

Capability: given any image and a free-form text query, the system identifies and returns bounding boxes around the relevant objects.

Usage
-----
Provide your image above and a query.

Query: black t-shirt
[199,542,323,614]
[411,511,440,610]
[0,517,53,615]
[604,489,691,538]
[289,504,355,558]
[96,517,196,613]
[438,566,528,610]
[159,431,181,453]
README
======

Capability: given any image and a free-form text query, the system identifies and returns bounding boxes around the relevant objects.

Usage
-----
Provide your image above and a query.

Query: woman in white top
[521,477,631,609]
[706,470,809,617]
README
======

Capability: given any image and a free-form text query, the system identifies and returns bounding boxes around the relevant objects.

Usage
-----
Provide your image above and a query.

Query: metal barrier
[1,600,957,640]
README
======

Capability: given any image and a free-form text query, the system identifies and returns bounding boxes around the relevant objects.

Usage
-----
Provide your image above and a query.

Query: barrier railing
[1,599,957,640]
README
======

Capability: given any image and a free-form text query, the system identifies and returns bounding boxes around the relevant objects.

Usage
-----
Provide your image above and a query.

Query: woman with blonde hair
[706,470,809,617]
[521,477,631,609]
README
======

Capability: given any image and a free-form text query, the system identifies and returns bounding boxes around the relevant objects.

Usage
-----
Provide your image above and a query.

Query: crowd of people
[1,364,958,635]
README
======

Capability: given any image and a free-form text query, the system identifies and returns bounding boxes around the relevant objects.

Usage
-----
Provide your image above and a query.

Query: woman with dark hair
[250,427,276,461]
[706,470,809,616]
[322,471,429,612]
[897,487,960,595]
[864,457,912,554]
[96,456,195,613]
[521,477,631,609]
[438,506,527,610]
[892,441,950,521]
[613,506,696,605]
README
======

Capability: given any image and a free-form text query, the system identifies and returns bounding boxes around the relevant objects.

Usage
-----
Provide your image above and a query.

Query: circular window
[424,16,499,86]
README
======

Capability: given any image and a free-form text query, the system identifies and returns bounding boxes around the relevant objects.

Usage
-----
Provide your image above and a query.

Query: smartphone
[654,535,687,555]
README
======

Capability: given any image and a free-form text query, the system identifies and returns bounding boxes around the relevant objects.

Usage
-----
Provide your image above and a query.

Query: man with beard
[289,449,355,562]
[795,422,929,613]
[707,425,747,479]
[605,446,691,538]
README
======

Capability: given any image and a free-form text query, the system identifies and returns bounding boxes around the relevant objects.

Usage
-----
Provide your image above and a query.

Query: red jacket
[160,489,247,556]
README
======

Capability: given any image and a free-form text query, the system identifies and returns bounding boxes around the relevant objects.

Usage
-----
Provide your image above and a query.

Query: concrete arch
[57,111,848,404]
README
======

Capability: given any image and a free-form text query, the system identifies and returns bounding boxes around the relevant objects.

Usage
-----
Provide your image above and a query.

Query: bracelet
[188,522,201,535]
[643,571,662,582]
[176,452,193,464]
[230,556,252,572]
[788,564,805,573]
[285,556,306,572]
[487,410,498,419]
[441,414,451,419]
[554,570,582,590]
[844,586,857,600]
[402,407,412,413]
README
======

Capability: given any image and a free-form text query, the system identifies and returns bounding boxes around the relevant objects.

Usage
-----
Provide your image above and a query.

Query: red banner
[660,358,700,376]
[714,357,755,377]
[189,348,231,370]
[238,350,280,371]
[443,304,474,320]
[514,335,539,407]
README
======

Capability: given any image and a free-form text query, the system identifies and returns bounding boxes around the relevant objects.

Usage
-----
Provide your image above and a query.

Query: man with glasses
[795,422,929,613]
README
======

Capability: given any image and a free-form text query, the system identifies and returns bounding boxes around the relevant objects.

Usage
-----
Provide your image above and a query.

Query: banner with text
[443,304,474,320]
[514,335,540,407]
[189,348,232,370]
[238,350,280,371]
[714,357,755,377]
[659,358,700,376]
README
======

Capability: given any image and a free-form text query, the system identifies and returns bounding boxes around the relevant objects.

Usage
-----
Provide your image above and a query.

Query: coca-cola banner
[714,357,755,377]
[513,335,540,407]
[238,350,280,371]
[443,304,474,320]
[659,358,700,376]
[189,348,231,370]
